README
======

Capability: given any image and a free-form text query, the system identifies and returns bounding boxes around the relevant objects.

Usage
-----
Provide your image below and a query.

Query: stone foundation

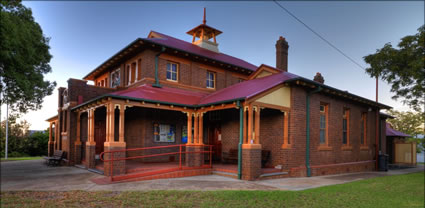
[48,141,54,156]
[74,142,82,164]
[103,142,126,176]
[185,145,204,167]
[85,143,96,169]
[289,160,376,177]
[242,144,261,180]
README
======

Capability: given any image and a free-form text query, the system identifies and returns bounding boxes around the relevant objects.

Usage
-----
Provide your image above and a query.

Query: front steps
[91,168,212,185]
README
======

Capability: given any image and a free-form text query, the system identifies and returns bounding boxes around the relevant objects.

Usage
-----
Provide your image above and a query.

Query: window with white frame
[319,104,328,145]
[166,62,178,81]
[206,71,216,88]
[110,68,121,88]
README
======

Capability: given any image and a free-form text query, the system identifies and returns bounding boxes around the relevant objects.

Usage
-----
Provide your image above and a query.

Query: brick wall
[59,79,116,165]
[104,49,247,93]
[220,109,240,155]
[263,86,379,174]
[259,109,284,168]
[240,85,379,176]
[124,107,186,162]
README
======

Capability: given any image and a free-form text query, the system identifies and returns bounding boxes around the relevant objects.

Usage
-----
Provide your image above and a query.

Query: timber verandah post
[85,108,96,169]
[48,122,54,156]
[185,111,205,167]
[241,104,262,180]
[74,111,82,164]
[104,101,126,178]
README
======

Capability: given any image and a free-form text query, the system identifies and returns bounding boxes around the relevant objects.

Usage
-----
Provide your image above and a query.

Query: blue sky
[6,1,423,130]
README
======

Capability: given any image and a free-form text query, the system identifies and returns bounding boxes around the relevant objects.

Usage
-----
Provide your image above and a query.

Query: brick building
[46,11,391,181]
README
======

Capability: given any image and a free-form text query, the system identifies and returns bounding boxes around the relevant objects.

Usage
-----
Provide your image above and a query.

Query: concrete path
[1,160,423,191]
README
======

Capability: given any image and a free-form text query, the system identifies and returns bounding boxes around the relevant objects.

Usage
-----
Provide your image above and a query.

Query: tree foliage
[0,1,56,113]
[386,110,425,153]
[364,25,425,112]
[0,114,48,157]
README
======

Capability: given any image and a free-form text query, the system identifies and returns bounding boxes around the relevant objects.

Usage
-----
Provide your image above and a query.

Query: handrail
[100,144,211,159]
[99,144,213,181]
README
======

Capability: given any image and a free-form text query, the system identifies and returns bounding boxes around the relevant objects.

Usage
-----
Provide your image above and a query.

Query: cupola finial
[203,7,206,24]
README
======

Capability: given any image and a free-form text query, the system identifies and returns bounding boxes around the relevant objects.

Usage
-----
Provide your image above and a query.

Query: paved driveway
[1,159,423,191]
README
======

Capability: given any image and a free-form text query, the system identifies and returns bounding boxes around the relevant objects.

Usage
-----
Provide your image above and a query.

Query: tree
[386,110,425,153]
[0,1,56,114]
[0,114,48,157]
[364,25,425,112]
[0,113,30,157]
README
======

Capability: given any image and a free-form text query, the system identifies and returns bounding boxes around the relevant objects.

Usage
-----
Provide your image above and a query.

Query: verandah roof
[73,68,391,111]
[386,123,410,137]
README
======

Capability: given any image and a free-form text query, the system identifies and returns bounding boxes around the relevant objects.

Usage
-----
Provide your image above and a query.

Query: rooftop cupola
[186,8,222,53]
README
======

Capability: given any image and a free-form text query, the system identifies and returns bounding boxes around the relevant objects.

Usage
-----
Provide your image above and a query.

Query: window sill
[281,144,292,149]
[360,146,369,150]
[341,146,353,151]
[318,145,332,151]
[166,79,178,83]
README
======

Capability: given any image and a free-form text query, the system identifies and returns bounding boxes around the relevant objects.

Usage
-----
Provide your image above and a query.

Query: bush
[0,130,48,157]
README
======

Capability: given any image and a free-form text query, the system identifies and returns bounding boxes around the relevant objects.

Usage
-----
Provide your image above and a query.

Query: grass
[0,156,43,162]
[1,172,424,208]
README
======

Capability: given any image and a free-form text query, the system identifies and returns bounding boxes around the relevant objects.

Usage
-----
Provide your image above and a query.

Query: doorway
[208,123,222,162]
[94,107,106,155]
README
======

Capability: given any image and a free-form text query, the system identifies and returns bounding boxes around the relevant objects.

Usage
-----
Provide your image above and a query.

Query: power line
[273,0,366,70]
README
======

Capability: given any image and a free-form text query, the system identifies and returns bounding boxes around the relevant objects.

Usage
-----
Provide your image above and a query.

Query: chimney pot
[276,36,289,72]
[313,72,325,84]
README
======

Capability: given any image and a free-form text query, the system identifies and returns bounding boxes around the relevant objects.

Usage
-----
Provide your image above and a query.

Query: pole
[5,100,8,159]
[237,101,243,180]
[375,77,379,170]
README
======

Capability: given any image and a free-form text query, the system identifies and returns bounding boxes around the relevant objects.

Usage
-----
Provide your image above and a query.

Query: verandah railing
[100,144,213,181]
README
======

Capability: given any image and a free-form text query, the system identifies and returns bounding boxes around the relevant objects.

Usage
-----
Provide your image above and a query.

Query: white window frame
[206,71,216,89]
[166,62,178,82]
[110,68,121,88]
[127,64,131,86]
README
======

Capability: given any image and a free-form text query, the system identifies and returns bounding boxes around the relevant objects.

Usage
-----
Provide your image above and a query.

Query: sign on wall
[182,125,188,143]
[154,123,176,142]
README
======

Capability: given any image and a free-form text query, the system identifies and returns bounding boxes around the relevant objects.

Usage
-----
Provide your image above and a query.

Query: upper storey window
[166,62,178,82]
[361,112,367,146]
[110,68,120,88]
[206,71,216,89]
[342,109,350,145]
[319,104,328,145]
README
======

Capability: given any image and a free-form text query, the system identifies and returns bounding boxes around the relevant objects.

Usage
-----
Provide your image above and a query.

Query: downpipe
[152,46,166,88]
[306,85,322,177]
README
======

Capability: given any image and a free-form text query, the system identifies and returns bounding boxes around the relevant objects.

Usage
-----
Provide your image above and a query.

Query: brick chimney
[276,36,289,72]
[313,72,325,84]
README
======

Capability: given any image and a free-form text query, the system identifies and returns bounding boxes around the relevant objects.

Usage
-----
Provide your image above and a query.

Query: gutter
[306,85,322,177]
[152,46,166,88]
[237,100,243,179]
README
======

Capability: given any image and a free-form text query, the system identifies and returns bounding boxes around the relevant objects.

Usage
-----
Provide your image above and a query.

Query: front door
[208,124,222,161]
[94,120,106,154]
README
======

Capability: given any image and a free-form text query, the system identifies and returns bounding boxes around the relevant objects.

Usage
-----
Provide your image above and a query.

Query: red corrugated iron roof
[109,84,208,106]
[386,123,410,137]
[199,72,299,105]
[106,71,298,107]
[144,31,257,71]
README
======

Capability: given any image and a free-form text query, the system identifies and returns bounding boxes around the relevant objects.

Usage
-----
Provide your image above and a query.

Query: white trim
[135,61,138,81]
[127,64,131,85]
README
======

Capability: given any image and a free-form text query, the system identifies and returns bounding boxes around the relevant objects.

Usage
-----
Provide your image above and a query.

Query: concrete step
[212,171,238,179]
[74,164,86,169]
[259,171,288,179]
[88,168,104,175]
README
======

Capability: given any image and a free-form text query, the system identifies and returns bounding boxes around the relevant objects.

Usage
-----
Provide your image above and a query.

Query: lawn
[1,172,423,208]
[0,157,43,162]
